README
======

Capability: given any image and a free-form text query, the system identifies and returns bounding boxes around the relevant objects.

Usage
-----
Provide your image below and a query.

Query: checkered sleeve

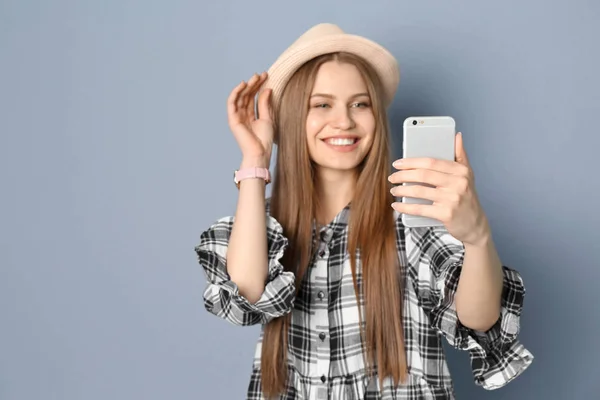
[194,215,296,326]
[419,226,534,390]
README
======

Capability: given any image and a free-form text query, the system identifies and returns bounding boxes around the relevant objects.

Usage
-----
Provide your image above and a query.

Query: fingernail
[393,159,402,168]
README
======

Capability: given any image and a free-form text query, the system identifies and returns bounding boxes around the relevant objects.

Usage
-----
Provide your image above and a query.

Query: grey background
[1,0,598,399]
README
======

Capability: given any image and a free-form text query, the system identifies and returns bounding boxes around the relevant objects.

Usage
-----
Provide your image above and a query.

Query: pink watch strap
[234,167,271,188]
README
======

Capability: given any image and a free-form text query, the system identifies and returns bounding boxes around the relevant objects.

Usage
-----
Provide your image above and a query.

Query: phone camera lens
[412,120,417,125]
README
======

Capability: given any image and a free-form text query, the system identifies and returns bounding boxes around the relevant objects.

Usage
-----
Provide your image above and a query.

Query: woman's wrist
[240,156,270,170]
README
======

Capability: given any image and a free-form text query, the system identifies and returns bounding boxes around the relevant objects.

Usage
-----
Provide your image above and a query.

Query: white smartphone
[400,116,456,228]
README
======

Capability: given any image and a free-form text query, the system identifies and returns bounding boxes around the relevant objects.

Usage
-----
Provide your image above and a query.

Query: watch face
[233,170,243,189]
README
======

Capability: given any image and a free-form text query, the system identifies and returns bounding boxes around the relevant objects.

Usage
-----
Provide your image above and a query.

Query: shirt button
[317,291,325,300]
[320,375,327,383]
[319,249,326,257]
[319,332,326,341]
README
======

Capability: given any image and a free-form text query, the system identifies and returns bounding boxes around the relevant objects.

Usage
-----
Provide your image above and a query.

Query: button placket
[313,234,330,393]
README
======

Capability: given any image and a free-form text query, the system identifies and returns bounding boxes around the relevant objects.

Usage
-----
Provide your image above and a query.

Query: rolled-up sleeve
[413,226,534,390]
[194,215,296,326]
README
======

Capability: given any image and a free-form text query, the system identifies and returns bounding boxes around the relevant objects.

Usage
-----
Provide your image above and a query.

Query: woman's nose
[330,107,355,130]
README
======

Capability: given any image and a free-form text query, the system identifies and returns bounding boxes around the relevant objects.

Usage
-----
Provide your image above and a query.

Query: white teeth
[325,138,356,146]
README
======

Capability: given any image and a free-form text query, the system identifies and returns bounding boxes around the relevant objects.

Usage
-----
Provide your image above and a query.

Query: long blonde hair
[262,52,407,397]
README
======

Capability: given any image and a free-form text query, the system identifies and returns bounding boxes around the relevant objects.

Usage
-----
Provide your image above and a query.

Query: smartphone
[400,116,456,228]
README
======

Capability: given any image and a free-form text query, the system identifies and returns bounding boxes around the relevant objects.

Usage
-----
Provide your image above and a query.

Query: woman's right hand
[227,72,274,168]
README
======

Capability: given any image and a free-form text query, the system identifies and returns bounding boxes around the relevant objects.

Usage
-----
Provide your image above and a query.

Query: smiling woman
[194,23,533,400]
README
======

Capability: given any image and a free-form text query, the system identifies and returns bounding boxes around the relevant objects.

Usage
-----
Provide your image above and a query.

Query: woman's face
[305,61,376,173]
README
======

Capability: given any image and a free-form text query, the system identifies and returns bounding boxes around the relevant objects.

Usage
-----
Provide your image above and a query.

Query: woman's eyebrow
[310,92,370,99]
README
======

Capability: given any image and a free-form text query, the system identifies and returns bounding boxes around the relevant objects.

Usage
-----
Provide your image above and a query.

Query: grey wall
[1,0,598,399]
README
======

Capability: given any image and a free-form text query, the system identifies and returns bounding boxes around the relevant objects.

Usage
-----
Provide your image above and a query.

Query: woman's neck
[314,167,357,225]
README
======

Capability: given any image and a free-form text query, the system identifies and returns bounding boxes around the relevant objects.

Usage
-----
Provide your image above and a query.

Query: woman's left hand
[389,132,491,247]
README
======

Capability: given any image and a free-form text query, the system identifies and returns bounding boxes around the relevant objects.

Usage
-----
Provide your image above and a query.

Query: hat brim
[264,33,399,110]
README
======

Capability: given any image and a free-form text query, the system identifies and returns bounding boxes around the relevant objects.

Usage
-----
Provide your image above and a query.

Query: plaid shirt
[195,202,533,399]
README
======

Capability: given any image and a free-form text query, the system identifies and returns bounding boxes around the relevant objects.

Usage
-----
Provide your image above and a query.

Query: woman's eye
[353,102,370,108]
[314,103,330,108]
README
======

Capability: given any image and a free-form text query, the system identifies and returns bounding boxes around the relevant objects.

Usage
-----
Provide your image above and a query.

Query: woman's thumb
[257,88,272,121]
[455,132,470,166]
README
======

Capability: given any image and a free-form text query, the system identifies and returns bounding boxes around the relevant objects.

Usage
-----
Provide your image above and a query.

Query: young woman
[195,23,533,400]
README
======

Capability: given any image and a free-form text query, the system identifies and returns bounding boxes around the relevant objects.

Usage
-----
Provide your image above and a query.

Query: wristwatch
[233,167,271,189]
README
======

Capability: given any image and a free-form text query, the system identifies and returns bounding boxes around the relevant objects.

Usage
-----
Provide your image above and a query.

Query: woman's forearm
[455,231,504,332]
[226,158,270,304]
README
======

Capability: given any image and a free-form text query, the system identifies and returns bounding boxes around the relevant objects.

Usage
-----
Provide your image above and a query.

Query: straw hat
[263,23,399,109]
